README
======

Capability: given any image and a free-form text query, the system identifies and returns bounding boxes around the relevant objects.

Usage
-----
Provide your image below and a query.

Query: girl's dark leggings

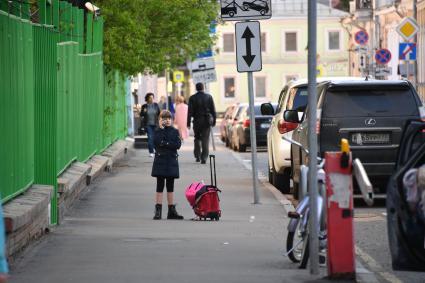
[156,177,175,193]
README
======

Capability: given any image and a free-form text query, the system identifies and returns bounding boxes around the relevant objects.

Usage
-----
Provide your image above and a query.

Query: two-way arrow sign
[235,21,262,72]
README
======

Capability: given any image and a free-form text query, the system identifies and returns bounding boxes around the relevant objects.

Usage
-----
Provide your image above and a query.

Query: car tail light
[278,119,298,134]
[243,119,250,128]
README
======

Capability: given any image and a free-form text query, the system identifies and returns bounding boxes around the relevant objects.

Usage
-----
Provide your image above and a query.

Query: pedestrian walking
[187,83,216,164]
[0,196,8,283]
[140,93,160,158]
[151,110,184,220]
[174,95,189,140]
[158,96,167,110]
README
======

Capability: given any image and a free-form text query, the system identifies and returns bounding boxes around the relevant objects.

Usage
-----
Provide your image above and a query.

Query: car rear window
[322,89,419,118]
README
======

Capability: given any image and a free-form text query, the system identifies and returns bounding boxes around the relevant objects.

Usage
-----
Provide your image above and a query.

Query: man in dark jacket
[187,83,216,164]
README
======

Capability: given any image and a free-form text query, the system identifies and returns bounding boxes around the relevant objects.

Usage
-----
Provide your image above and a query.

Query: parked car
[220,104,237,143]
[261,77,363,193]
[242,0,269,15]
[286,79,425,197]
[224,103,246,148]
[230,103,276,152]
[260,80,309,192]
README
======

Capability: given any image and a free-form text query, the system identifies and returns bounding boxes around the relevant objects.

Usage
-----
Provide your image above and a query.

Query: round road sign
[375,48,392,65]
[355,30,369,45]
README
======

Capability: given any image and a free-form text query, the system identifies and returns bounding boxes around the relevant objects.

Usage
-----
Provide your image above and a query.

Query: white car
[262,77,365,193]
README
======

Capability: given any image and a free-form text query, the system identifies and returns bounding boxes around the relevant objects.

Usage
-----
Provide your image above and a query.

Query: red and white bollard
[324,139,355,280]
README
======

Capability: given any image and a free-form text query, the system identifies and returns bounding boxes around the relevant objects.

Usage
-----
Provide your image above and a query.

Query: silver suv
[262,77,364,193]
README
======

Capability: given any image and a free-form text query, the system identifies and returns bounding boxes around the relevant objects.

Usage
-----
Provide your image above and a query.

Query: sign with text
[235,21,262,72]
[220,0,271,21]
[191,58,217,84]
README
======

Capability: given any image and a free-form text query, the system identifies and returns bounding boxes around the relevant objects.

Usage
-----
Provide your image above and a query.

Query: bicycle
[283,137,374,268]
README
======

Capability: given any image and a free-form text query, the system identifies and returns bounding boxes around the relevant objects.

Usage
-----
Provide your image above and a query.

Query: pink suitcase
[185,155,221,220]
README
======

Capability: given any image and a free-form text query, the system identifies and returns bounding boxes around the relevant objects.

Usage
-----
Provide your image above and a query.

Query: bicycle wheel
[299,232,310,269]
[286,219,305,263]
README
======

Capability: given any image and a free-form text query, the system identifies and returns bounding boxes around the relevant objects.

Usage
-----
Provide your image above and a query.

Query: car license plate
[260,123,270,129]
[351,132,390,145]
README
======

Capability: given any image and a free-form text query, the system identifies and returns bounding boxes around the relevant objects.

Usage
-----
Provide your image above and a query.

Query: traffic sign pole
[308,0,319,275]
[247,71,259,204]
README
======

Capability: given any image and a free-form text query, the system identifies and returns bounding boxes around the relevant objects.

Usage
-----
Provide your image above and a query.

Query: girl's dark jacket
[140,102,160,128]
[151,126,182,178]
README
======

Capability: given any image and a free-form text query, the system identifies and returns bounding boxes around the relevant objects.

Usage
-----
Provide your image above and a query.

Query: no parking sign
[354,30,368,46]
[375,49,392,65]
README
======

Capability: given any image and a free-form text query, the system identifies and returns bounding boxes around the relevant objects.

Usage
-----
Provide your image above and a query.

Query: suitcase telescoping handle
[209,154,217,187]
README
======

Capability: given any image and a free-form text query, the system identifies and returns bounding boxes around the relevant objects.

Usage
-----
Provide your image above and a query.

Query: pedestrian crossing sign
[399,43,417,61]
[173,71,184,82]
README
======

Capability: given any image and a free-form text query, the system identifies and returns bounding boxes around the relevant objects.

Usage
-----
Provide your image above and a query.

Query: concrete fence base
[3,139,131,261]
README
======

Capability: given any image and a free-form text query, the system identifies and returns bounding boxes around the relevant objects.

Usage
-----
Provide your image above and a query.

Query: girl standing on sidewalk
[151,110,184,220]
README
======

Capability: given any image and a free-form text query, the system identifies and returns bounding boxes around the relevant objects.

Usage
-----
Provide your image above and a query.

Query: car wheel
[268,161,274,184]
[260,9,266,15]
[229,11,235,17]
[243,4,249,10]
[273,169,291,194]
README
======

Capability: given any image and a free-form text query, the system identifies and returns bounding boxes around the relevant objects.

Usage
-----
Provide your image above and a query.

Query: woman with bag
[140,93,160,158]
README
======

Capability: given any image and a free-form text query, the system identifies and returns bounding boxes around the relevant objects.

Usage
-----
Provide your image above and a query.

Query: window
[224,77,236,98]
[285,32,297,52]
[255,77,266,98]
[261,32,267,52]
[223,33,235,53]
[328,31,341,51]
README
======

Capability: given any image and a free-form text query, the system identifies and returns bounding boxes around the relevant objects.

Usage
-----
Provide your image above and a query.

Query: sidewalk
[11,136,346,283]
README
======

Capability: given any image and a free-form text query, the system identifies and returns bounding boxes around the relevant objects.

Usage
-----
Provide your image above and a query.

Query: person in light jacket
[174,95,189,140]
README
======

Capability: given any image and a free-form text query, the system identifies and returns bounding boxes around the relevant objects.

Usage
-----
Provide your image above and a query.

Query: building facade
[209,0,350,112]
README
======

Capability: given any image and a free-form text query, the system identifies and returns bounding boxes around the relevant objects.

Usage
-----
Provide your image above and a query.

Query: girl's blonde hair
[159,110,172,119]
[176,95,185,103]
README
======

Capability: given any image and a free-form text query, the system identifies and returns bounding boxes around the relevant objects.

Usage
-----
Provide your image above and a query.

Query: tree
[94,0,218,75]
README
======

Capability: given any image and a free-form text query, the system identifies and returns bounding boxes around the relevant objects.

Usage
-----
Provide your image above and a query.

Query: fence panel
[0,13,35,202]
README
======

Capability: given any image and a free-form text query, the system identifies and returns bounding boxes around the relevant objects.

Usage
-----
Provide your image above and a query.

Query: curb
[229,147,380,283]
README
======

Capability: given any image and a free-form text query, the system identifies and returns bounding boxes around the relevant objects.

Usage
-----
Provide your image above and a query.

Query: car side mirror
[284,110,300,123]
[261,103,274,115]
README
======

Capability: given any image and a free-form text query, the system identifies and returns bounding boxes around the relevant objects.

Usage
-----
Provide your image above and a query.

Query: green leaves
[94,0,218,75]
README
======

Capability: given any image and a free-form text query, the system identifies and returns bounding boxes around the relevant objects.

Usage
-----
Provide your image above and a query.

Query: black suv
[286,79,425,196]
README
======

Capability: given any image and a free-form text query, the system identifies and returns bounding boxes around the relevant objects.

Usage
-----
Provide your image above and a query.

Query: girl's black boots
[153,204,162,220]
[167,204,184,220]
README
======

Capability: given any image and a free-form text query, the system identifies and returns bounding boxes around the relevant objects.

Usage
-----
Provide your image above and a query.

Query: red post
[325,151,355,279]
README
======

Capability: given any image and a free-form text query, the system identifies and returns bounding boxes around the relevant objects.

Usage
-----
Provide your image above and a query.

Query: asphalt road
[231,140,425,283]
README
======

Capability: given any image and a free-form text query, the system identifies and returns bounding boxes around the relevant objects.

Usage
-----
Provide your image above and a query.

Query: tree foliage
[94,0,218,75]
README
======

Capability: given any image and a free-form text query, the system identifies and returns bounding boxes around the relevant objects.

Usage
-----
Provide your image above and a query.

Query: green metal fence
[0,1,128,224]
[0,12,35,202]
